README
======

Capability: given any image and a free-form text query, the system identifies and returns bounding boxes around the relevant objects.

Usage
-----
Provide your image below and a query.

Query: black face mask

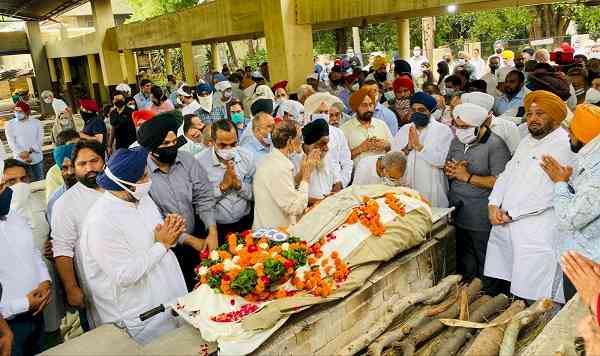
[410,112,430,128]
[64,174,77,189]
[81,111,96,122]
[570,140,584,153]
[357,111,374,122]
[152,145,178,164]
[79,171,99,189]
[114,100,125,108]
[375,72,387,82]
[331,78,343,86]
[489,64,499,73]
[0,187,13,217]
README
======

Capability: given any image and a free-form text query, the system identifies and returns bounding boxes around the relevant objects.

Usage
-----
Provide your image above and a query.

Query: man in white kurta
[484,91,575,302]
[392,92,453,207]
[80,148,187,345]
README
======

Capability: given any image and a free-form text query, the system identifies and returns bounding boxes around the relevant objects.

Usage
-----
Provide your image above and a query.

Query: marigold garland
[343,192,412,237]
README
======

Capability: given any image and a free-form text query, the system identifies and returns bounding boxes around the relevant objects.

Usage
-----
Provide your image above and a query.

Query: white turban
[277,100,304,123]
[453,103,489,127]
[249,84,275,107]
[303,92,344,116]
[116,83,132,95]
[460,92,495,112]
[214,80,232,93]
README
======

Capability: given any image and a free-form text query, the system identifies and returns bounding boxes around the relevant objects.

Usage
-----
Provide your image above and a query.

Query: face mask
[351,83,359,92]
[495,48,503,54]
[455,127,478,144]
[591,52,600,60]
[489,64,499,73]
[114,100,125,108]
[265,133,273,146]
[410,112,430,128]
[81,111,95,121]
[457,59,466,66]
[223,91,232,99]
[15,112,26,120]
[198,95,213,112]
[312,113,329,123]
[432,109,443,122]
[445,88,455,97]
[0,187,12,216]
[231,83,240,89]
[44,98,53,104]
[152,145,178,165]
[585,88,600,104]
[383,176,404,187]
[358,111,374,122]
[384,91,395,102]
[127,104,136,110]
[413,50,422,57]
[231,112,245,125]
[104,167,152,201]
[79,171,100,189]
[216,147,237,161]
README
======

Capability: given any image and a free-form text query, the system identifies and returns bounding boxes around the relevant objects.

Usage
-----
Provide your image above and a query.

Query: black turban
[394,59,412,77]
[137,111,181,150]
[251,98,274,117]
[302,118,329,145]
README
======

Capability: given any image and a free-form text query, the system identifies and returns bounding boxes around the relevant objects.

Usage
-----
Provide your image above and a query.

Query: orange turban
[570,104,600,144]
[524,90,567,125]
[349,87,376,113]
[373,56,388,70]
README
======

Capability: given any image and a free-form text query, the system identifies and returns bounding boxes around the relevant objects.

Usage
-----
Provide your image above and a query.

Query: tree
[126,0,197,22]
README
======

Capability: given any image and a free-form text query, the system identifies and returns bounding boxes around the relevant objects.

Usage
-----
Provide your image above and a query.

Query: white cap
[214,80,232,93]
[176,84,193,97]
[453,103,489,127]
[251,71,265,80]
[303,92,344,116]
[460,92,495,112]
[116,83,132,95]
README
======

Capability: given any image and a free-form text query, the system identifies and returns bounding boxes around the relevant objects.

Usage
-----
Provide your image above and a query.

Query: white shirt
[51,98,68,117]
[392,120,453,208]
[10,183,49,250]
[471,57,486,79]
[490,116,521,155]
[5,117,43,165]
[0,211,50,319]
[481,72,500,99]
[292,153,336,199]
[253,148,309,229]
[409,55,428,78]
[352,155,384,185]
[80,192,186,344]
[327,125,353,187]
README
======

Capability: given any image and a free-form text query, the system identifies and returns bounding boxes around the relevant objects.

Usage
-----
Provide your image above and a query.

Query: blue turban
[197,83,212,95]
[53,144,75,169]
[213,73,226,83]
[96,147,149,191]
[410,92,437,113]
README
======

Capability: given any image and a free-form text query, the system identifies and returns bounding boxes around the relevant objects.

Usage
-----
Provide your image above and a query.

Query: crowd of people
[2,41,600,355]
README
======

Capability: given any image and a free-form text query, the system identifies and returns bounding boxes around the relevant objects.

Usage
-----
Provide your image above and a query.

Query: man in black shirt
[108,91,136,153]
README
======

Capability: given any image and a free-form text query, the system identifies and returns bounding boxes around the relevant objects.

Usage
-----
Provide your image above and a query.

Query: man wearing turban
[137,111,218,289]
[485,90,575,302]
[539,104,600,302]
[80,148,188,344]
[341,87,393,166]
[444,103,511,284]
[392,91,454,208]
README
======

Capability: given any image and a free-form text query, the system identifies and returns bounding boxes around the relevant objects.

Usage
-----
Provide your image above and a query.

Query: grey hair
[297,84,315,99]
[382,151,407,171]
[41,90,54,99]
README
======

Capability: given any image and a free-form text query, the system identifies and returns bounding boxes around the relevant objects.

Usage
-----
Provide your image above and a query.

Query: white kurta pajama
[80,192,187,344]
[484,128,575,303]
[392,120,454,208]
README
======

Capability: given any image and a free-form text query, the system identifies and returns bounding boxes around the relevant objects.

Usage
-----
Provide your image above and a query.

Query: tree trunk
[247,39,256,56]
[336,28,348,55]
[227,41,239,69]
[421,17,435,63]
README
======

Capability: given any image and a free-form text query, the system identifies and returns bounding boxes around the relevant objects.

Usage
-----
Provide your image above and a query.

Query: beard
[528,122,555,139]
[78,171,99,189]
[64,174,78,189]
[357,111,374,122]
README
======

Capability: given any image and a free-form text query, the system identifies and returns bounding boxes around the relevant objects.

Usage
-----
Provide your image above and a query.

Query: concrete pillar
[210,43,220,72]
[352,27,363,66]
[91,0,123,91]
[397,19,410,60]
[24,22,52,113]
[260,0,313,91]
[164,48,173,76]
[47,58,60,96]
[181,41,195,85]
[122,49,138,92]
[87,54,102,105]
[60,57,75,110]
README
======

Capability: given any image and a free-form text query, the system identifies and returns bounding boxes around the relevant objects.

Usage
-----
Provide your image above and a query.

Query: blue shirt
[133,92,152,109]
[241,133,271,164]
[554,139,600,262]
[494,86,526,116]
[46,185,67,223]
[337,87,352,114]
[196,147,256,224]
[375,103,399,136]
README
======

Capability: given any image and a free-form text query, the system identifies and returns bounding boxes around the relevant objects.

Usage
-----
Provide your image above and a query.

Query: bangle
[467,174,473,184]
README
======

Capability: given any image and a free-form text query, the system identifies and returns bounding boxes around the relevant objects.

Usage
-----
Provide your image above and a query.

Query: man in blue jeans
[5,101,44,182]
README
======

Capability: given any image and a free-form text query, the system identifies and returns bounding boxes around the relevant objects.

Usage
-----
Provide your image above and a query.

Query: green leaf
[231,268,258,296]
[264,258,286,282]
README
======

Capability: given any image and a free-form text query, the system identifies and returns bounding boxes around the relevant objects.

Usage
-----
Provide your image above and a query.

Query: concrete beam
[91,0,124,86]
[181,42,196,85]
[45,33,98,58]
[0,31,29,55]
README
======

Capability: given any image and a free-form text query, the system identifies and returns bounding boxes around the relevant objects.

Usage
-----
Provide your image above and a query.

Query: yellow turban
[501,50,515,61]
[349,87,376,113]
[373,56,388,70]
[570,104,600,144]
[524,90,567,125]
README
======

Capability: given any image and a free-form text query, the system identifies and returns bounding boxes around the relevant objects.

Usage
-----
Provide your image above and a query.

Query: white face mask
[44,98,53,104]
[312,113,329,123]
[15,112,26,120]
[351,83,360,92]
[104,167,152,201]
[198,95,213,112]
[216,147,237,161]
[455,127,478,145]
[413,50,422,57]
[384,91,395,102]
[456,59,466,66]
[9,182,32,217]
[431,109,443,122]
[127,104,136,110]
[585,87,600,104]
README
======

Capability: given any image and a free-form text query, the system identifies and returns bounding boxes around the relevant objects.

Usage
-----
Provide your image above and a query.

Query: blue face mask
[266,133,273,146]
[410,112,430,128]
[231,112,245,125]
[0,187,13,217]
[15,112,26,120]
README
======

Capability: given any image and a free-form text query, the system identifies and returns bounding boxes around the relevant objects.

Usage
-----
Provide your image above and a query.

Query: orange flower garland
[384,192,406,216]
[344,196,385,236]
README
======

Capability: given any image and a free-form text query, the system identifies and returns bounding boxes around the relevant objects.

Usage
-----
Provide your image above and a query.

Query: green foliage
[281,248,308,267]
[242,48,268,70]
[231,268,258,296]
[313,31,336,56]
[126,0,197,22]
[572,5,600,38]
[264,258,286,282]
[359,23,397,53]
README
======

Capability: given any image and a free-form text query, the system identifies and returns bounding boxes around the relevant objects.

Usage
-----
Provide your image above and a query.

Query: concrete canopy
[0,0,89,21]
